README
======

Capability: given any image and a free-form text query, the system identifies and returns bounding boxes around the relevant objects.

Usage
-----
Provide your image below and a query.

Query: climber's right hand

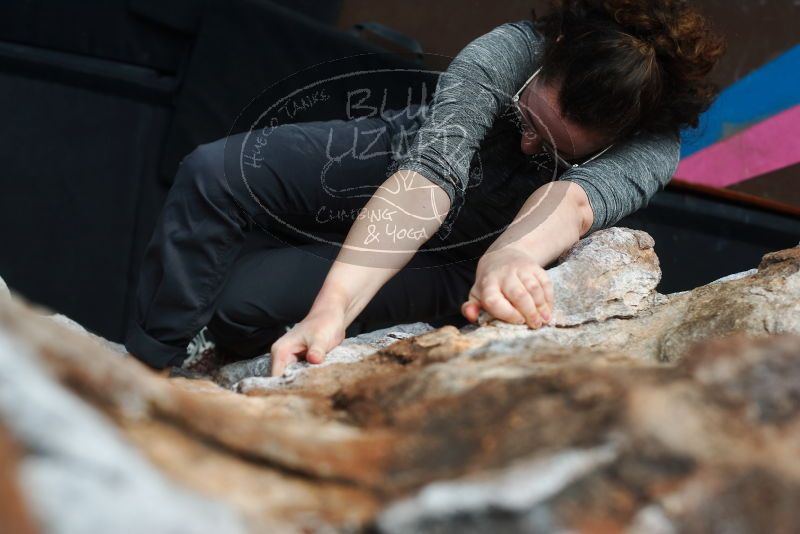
[270,306,347,377]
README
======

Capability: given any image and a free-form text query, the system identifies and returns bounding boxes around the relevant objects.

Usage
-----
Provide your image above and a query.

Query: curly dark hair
[532,0,726,140]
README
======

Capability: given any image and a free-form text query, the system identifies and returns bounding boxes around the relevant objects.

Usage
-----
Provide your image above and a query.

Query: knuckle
[527,279,543,292]
[508,287,528,300]
[522,280,539,293]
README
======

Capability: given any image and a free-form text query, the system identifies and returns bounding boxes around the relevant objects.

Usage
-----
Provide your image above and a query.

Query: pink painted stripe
[675,104,800,188]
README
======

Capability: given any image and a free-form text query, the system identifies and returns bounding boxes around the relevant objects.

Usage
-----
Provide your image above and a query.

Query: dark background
[1,0,798,342]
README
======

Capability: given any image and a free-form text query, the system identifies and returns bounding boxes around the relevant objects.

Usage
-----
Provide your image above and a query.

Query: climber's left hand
[461,246,553,328]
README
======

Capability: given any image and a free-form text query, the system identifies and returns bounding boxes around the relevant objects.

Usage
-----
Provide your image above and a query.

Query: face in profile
[516,74,610,163]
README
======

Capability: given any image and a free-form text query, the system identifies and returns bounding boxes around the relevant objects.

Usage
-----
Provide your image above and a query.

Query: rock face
[1,228,799,533]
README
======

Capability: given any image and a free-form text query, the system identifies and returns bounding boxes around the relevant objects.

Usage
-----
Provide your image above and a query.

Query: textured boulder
[1,228,800,532]
[464,247,800,365]
[376,334,800,533]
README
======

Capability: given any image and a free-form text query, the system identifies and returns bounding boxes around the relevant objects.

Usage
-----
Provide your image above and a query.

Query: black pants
[125,107,500,369]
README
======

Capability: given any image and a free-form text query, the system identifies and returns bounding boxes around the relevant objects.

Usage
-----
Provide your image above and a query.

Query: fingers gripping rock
[480,228,661,328]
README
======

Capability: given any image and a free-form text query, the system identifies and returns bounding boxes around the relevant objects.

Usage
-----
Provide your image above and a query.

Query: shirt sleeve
[393,20,542,240]
[557,130,682,234]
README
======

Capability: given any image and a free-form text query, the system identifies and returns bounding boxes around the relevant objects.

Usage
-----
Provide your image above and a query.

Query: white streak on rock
[377,444,618,533]
[709,268,758,285]
[627,505,677,534]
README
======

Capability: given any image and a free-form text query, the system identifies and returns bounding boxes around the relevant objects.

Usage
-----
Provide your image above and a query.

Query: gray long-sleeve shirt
[391,20,681,240]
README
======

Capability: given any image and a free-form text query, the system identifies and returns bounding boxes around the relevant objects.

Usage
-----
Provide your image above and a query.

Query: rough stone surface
[1,228,799,532]
[0,275,9,302]
[48,313,129,355]
[464,247,800,366]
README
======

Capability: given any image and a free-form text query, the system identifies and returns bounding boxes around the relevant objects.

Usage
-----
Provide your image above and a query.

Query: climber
[124,0,725,376]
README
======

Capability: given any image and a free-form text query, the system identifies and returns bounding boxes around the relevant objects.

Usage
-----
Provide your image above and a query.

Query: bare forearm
[310,170,451,324]
[486,181,593,267]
